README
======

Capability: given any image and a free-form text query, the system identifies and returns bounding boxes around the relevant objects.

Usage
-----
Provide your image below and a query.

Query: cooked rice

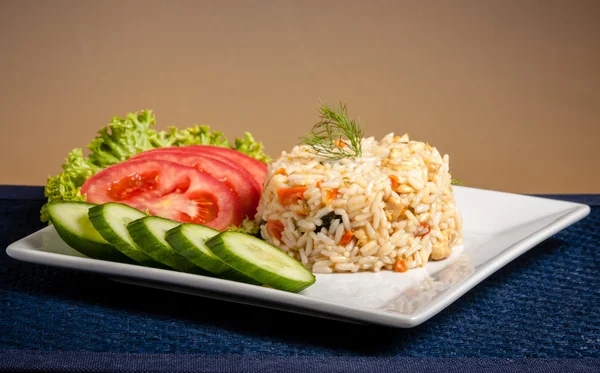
[255,133,463,274]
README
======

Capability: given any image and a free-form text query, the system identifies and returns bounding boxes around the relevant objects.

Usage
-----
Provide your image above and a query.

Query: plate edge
[407,203,591,326]
[4,201,593,329]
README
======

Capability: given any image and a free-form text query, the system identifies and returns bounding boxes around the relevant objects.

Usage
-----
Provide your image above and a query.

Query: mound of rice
[255,133,463,274]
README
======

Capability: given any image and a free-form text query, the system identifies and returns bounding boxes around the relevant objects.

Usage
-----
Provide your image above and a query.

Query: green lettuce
[165,124,231,148]
[233,132,271,163]
[41,109,270,222]
[226,217,262,237]
[40,149,100,222]
[86,110,171,167]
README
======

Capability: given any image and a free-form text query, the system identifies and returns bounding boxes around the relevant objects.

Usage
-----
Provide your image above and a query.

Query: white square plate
[5,186,590,328]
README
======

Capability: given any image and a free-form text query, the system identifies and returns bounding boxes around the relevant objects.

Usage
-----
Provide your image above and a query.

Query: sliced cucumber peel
[47,201,134,263]
[127,216,209,275]
[206,231,316,292]
[165,224,260,285]
[87,202,168,269]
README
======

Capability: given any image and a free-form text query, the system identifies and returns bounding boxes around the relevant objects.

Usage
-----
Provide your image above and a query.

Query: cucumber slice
[46,201,134,263]
[127,217,209,275]
[87,202,167,269]
[165,224,260,284]
[206,232,316,292]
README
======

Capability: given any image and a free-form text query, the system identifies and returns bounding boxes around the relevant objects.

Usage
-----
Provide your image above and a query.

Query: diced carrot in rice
[339,230,354,246]
[394,259,408,272]
[266,220,285,241]
[322,188,338,205]
[389,175,399,190]
[277,187,307,206]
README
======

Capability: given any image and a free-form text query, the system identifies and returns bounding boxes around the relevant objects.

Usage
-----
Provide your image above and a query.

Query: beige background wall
[1,0,598,194]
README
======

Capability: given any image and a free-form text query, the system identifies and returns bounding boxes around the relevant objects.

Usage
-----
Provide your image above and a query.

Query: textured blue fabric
[0,351,599,373]
[0,185,47,201]
[1,187,599,371]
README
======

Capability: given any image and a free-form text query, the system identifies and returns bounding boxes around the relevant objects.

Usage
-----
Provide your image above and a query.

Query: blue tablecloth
[1,186,599,372]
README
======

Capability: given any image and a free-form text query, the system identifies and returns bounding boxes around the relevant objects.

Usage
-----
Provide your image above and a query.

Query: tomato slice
[132,151,260,219]
[191,145,267,189]
[130,147,263,192]
[131,146,267,191]
[81,159,243,230]
[196,152,263,192]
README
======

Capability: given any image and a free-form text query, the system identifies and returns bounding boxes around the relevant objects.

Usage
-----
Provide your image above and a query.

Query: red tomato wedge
[186,152,262,193]
[130,146,267,191]
[193,145,267,189]
[132,151,260,219]
[130,147,263,192]
[81,159,243,230]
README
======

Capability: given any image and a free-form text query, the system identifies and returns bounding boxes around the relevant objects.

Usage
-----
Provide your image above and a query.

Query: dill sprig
[300,102,364,160]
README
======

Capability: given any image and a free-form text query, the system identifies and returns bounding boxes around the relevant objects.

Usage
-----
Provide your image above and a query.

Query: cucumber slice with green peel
[127,217,209,275]
[46,201,134,263]
[206,232,316,292]
[165,224,261,285]
[87,202,167,269]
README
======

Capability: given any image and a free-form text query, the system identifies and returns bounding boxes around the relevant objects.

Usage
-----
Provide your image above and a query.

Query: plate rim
[5,188,592,328]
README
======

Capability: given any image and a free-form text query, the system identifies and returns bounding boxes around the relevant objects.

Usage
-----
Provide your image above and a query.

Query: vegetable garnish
[226,217,262,238]
[299,103,466,186]
[41,109,270,223]
[300,102,364,161]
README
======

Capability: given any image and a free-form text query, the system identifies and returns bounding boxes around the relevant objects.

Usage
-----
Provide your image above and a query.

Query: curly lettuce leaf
[165,124,270,162]
[233,132,271,163]
[165,124,231,148]
[40,148,100,222]
[226,217,262,237]
[87,110,170,167]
